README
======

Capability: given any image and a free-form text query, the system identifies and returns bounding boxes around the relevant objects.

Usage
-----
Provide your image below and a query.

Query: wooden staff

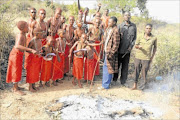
[51,0,54,37]
[89,44,103,92]
[78,0,81,10]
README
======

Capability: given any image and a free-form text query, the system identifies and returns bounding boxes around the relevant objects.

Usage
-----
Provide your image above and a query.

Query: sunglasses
[31,12,36,13]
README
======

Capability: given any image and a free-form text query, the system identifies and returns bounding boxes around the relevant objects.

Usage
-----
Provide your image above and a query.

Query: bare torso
[56,37,66,53]
[65,25,74,43]
[75,41,86,57]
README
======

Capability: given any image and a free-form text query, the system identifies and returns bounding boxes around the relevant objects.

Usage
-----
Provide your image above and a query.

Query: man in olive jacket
[100,16,120,89]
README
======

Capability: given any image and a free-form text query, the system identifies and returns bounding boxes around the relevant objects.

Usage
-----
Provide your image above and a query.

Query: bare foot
[45,82,50,87]
[131,87,137,90]
[42,84,45,89]
[78,83,83,88]
[131,83,137,90]
[72,81,77,86]
[34,86,40,90]
[17,87,25,90]
[13,89,26,96]
[39,83,43,87]
[56,80,63,84]
[29,88,37,92]
[53,81,58,86]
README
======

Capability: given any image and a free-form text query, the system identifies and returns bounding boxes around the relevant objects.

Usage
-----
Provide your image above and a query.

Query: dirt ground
[0,74,179,120]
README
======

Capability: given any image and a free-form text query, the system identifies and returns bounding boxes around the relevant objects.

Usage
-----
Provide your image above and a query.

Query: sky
[57,0,180,23]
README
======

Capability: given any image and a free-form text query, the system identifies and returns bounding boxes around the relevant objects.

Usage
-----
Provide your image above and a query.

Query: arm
[150,38,157,62]
[88,41,102,47]
[68,41,78,57]
[15,35,36,54]
[129,24,137,50]
[108,28,120,57]
[30,21,36,38]
[135,35,142,49]
[84,12,94,25]
[93,4,101,17]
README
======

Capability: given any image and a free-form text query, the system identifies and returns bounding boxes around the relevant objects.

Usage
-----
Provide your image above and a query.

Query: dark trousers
[134,58,150,83]
[113,53,130,84]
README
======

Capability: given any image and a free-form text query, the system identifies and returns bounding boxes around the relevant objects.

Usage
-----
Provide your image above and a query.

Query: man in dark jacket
[113,11,137,86]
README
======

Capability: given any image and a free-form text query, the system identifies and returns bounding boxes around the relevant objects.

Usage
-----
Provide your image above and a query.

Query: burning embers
[46,94,163,119]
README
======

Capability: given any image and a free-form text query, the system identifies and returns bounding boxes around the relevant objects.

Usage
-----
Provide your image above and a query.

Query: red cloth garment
[41,38,47,46]
[6,47,24,83]
[84,58,95,81]
[40,58,53,82]
[64,45,70,73]
[52,53,64,81]
[26,53,42,83]
[72,56,84,80]
[94,40,100,75]
[24,34,31,69]
[54,33,59,40]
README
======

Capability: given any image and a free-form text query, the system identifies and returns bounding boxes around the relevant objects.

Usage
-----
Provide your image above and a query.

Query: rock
[47,103,63,112]
[131,107,144,115]
[2,102,12,108]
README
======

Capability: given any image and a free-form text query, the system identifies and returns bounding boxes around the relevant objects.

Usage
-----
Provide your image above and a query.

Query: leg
[132,58,141,90]
[102,57,113,89]
[53,80,58,86]
[13,83,26,95]
[141,60,150,86]
[120,53,130,85]
[29,83,36,92]
[72,77,77,86]
[78,80,83,88]
[32,83,39,90]
[56,79,63,83]
[113,53,121,82]
[42,81,46,88]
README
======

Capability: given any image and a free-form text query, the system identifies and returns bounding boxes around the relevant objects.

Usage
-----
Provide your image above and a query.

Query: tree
[99,0,148,17]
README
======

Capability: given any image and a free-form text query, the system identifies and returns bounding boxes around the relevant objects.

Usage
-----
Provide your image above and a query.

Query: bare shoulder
[31,21,37,27]
[75,41,79,45]
[16,33,25,40]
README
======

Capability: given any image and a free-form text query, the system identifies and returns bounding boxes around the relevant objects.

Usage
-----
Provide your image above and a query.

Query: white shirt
[104,28,112,52]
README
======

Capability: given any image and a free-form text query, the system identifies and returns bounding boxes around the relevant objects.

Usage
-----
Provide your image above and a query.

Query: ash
[46,94,163,120]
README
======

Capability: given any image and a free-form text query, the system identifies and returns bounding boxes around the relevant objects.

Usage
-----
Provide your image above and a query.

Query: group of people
[6,5,157,95]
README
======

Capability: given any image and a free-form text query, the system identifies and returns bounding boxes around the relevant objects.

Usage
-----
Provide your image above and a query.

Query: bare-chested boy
[52,29,66,84]
[6,21,37,95]
[25,8,37,69]
[69,33,87,88]
[87,18,103,76]
[27,7,37,38]
[47,8,62,39]
[40,36,57,88]
[74,19,85,42]
[31,9,47,45]
[64,16,75,74]
[26,28,43,92]
[84,42,98,83]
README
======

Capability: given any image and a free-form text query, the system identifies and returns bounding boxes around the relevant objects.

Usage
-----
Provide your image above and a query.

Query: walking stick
[68,56,71,80]
[89,44,103,92]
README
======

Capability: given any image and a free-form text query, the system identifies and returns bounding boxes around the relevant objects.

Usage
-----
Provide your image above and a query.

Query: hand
[31,49,37,54]
[128,47,132,52]
[97,57,100,61]
[98,3,101,7]
[138,45,142,49]
[107,53,113,59]
[84,10,88,16]
[150,57,153,63]
[63,24,67,30]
